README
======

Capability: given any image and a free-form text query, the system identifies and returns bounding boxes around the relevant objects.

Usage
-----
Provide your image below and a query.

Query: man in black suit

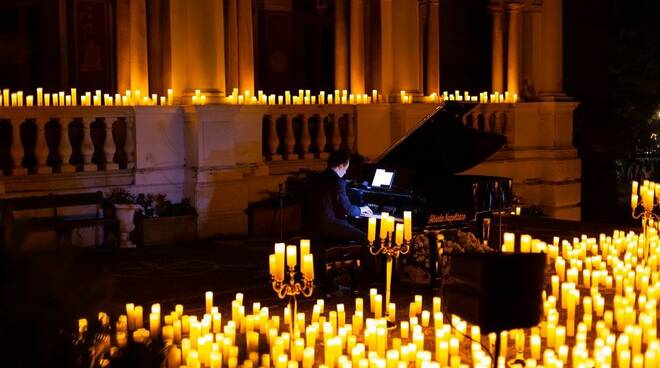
[307,150,373,242]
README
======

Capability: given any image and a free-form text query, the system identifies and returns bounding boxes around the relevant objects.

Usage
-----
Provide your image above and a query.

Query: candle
[395,223,404,245]
[26,96,33,107]
[374,294,382,318]
[36,88,43,106]
[503,232,515,252]
[379,213,389,239]
[286,245,297,267]
[302,254,314,280]
[403,211,412,241]
[520,234,532,252]
[274,243,285,281]
[206,291,213,314]
[368,217,376,242]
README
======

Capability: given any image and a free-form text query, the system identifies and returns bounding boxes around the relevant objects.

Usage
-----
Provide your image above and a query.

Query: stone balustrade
[0,107,135,176]
[261,105,356,161]
[462,103,511,142]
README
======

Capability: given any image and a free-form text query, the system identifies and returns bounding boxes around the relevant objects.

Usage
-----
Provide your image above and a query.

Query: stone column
[226,0,239,92]
[521,1,543,99]
[426,0,440,95]
[378,0,394,101]
[489,2,504,93]
[238,0,255,93]
[116,0,149,93]
[539,0,565,98]
[335,0,349,90]
[168,0,226,102]
[350,0,365,94]
[506,2,523,96]
[392,0,422,99]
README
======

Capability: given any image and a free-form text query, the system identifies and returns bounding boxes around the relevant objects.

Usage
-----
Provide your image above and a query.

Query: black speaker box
[442,252,546,333]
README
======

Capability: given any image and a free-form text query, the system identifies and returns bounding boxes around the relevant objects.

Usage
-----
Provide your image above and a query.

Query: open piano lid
[373,102,506,176]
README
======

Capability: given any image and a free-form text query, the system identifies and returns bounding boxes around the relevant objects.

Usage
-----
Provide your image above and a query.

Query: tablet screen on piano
[371,169,395,189]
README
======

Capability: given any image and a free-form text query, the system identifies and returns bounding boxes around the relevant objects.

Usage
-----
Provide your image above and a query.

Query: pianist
[307,150,373,242]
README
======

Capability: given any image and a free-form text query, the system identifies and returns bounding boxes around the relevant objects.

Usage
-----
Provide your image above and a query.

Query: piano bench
[289,237,363,296]
[323,242,362,296]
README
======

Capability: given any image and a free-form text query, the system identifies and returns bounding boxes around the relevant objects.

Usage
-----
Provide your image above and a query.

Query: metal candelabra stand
[368,233,410,326]
[271,265,314,347]
[631,201,656,265]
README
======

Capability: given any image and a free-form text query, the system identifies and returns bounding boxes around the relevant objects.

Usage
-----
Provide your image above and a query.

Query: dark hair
[327,150,350,168]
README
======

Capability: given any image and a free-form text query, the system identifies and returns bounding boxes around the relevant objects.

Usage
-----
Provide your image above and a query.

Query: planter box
[247,204,302,237]
[134,214,198,246]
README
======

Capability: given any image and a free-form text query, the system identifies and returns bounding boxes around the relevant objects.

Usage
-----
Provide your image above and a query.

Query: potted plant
[106,188,141,248]
[133,193,197,246]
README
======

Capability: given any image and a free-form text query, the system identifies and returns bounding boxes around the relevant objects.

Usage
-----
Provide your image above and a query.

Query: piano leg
[429,233,440,291]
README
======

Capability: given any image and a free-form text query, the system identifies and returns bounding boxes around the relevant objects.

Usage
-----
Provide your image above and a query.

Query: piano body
[347,102,513,284]
[348,102,513,229]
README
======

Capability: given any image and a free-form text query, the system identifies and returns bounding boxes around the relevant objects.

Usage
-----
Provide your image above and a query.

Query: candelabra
[270,242,314,348]
[631,181,659,265]
[368,230,410,327]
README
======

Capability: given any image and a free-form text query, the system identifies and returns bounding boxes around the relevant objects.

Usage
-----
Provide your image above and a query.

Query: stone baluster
[10,119,27,175]
[283,114,295,160]
[316,114,328,158]
[81,117,97,171]
[34,118,52,174]
[300,114,313,159]
[59,118,75,173]
[345,113,355,153]
[331,113,341,151]
[266,115,281,161]
[501,111,511,146]
[125,117,135,169]
[484,112,497,133]
[104,118,118,170]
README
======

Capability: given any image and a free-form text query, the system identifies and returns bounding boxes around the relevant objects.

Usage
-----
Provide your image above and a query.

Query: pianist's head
[328,150,350,178]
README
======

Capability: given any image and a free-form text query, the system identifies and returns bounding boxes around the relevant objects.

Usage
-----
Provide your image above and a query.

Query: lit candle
[274,243,285,281]
[403,211,412,241]
[286,245,297,268]
[36,88,43,106]
[26,95,33,107]
[206,291,213,314]
[71,88,77,106]
[302,254,314,280]
[368,217,376,242]
[379,213,389,239]
[503,232,515,252]
[520,234,532,252]
[395,223,404,245]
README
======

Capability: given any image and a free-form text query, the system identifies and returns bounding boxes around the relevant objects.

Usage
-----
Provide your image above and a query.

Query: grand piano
[347,102,512,283]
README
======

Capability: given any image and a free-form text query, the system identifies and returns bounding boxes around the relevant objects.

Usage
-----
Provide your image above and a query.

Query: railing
[0,107,135,176]
[462,104,512,144]
[261,105,356,161]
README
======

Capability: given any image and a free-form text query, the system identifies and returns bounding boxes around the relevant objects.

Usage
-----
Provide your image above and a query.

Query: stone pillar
[506,2,522,96]
[116,0,149,93]
[226,0,239,92]
[168,0,226,102]
[489,2,504,93]
[350,0,365,94]
[238,0,255,93]
[378,0,394,101]
[425,0,440,95]
[392,0,422,99]
[335,0,349,90]
[539,0,564,98]
[521,1,543,99]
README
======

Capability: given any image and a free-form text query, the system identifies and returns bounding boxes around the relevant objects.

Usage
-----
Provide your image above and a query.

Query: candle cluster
[269,240,314,282]
[224,88,385,106]
[192,89,208,106]
[75,220,660,368]
[441,90,518,104]
[366,211,412,245]
[0,87,175,107]
[630,180,659,212]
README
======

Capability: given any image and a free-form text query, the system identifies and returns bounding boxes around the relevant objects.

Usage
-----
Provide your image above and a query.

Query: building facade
[0,0,580,245]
